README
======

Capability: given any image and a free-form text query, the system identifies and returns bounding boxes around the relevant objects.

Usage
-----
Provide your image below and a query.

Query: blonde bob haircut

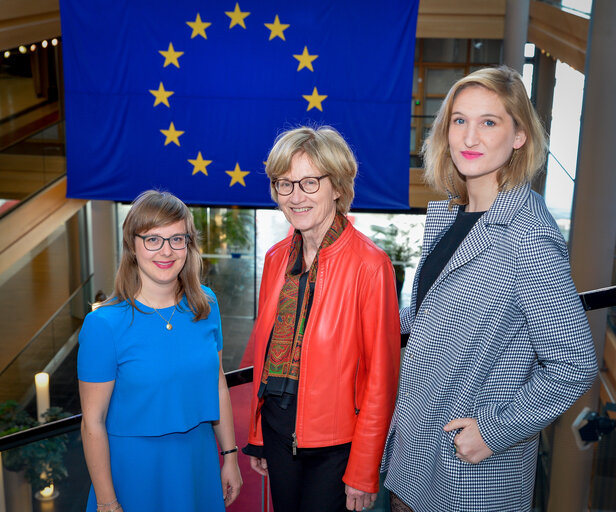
[423,65,547,206]
[104,190,211,320]
[266,126,357,215]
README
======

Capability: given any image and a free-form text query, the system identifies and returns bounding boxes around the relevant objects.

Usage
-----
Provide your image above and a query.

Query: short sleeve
[77,311,117,382]
[203,286,223,352]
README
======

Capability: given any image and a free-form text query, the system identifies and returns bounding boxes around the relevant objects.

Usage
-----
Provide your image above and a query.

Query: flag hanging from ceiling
[60,0,418,209]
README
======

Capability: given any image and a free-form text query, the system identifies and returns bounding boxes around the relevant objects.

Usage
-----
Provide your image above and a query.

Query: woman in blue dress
[78,190,242,512]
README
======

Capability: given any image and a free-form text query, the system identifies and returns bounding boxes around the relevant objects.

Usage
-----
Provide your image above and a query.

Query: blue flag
[60,1,418,209]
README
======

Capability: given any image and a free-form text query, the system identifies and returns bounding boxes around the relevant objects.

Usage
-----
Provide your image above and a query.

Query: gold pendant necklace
[141,297,176,330]
[153,306,176,330]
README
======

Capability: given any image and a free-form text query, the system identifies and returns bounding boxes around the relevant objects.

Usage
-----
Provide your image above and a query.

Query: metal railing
[2,286,614,451]
[1,286,614,511]
[0,276,93,408]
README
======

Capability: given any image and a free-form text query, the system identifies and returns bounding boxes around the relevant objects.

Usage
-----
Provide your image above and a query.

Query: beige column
[531,53,556,195]
[503,0,530,72]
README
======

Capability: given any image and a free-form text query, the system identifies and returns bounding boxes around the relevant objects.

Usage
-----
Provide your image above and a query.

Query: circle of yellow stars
[149,4,326,188]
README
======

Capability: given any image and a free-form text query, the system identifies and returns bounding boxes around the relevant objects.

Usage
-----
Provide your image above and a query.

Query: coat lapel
[437,218,491,281]
[418,183,532,306]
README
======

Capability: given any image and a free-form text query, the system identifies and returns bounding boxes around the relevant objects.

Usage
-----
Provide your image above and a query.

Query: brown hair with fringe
[102,190,211,320]
[265,125,357,215]
[422,65,547,207]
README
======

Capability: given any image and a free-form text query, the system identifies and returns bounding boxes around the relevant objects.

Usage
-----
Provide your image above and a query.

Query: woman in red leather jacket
[243,126,400,512]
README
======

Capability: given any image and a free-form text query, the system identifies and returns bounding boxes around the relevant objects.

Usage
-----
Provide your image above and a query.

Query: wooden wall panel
[419,0,506,15]
[417,0,506,39]
[528,0,589,73]
[409,168,446,209]
[0,0,59,20]
[0,0,60,50]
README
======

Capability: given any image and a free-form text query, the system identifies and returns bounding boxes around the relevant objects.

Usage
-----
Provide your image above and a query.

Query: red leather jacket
[247,222,401,493]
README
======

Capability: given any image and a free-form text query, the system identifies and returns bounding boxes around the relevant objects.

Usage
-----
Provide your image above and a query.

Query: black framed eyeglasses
[135,233,190,251]
[273,175,330,196]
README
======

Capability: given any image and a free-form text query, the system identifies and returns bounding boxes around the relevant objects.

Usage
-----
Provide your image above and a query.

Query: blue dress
[77,286,225,512]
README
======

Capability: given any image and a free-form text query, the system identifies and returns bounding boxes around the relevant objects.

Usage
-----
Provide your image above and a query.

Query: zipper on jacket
[253,398,263,435]
[292,431,298,456]
[354,358,360,415]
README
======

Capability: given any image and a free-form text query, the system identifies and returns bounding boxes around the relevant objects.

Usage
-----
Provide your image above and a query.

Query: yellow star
[149,82,174,107]
[302,87,327,112]
[159,42,184,68]
[293,46,318,72]
[160,122,184,146]
[225,3,250,29]
[226,163,250,187]
[187,13,212,39]
[188,152,212,176]
[264,15,290,41]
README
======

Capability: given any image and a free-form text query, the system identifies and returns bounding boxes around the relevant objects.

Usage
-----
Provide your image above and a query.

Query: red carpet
[225,382,271,512]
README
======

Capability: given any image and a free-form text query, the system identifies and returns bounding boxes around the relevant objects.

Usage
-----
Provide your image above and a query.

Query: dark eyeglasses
[273,175,330,196]
[135,233,190,251]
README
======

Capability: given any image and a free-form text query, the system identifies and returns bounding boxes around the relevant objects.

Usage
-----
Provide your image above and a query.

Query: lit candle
[39,483,55,499]
[35,372,50,423]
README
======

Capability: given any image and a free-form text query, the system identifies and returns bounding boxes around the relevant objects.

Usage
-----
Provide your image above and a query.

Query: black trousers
[390,492,414,512]
[261,408,351,512]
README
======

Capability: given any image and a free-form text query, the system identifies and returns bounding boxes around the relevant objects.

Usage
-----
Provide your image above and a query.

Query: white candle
[35,372,50,423]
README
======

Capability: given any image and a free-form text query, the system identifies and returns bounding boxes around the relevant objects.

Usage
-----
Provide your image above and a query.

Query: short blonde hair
[265,126,357,214]
[423,66,547,206]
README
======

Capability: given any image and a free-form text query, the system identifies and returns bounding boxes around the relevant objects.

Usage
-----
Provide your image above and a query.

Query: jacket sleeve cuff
[476,403,526,454]
[242,443,264,458]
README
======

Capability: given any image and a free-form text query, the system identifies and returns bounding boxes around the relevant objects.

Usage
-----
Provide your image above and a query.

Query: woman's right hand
[248,455,268,476]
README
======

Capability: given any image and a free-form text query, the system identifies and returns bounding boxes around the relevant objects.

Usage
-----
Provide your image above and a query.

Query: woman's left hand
[444,417,493,464]
[220,458,242,507]
[345,484,377,511]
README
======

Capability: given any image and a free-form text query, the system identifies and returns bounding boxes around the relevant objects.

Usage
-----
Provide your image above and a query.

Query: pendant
[166,323,173,330]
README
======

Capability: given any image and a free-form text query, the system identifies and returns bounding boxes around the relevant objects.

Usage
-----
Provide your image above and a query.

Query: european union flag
[60,1,418,209]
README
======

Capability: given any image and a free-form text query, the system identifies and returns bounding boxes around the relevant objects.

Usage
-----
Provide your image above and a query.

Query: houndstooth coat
[382,183,598,512]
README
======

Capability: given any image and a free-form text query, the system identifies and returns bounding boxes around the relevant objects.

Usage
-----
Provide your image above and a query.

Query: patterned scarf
[259,213,347,396]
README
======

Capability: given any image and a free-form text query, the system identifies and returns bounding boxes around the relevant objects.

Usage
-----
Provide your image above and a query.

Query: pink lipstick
[461,151,483,160]
[154,261,174,269]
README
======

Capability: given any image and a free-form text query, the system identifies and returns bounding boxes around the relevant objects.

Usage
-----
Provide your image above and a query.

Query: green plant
[0,401,70,492]
[221,209,254,252]
[191,207,254,254]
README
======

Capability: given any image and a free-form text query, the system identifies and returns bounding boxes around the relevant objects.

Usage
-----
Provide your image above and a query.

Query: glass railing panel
[0,121,66,220]
[0,428,89,512]
[1,370,269,512]
[0,277,91,412]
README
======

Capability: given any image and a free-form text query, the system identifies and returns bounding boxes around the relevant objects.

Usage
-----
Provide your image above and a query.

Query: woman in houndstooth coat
[382,66,598,512]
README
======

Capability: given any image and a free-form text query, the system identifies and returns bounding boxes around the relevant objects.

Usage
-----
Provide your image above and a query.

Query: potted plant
[0,401,70,499]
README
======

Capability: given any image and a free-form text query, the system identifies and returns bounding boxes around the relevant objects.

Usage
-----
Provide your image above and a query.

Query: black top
[243,240,315,458]
[416,206,485,313]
